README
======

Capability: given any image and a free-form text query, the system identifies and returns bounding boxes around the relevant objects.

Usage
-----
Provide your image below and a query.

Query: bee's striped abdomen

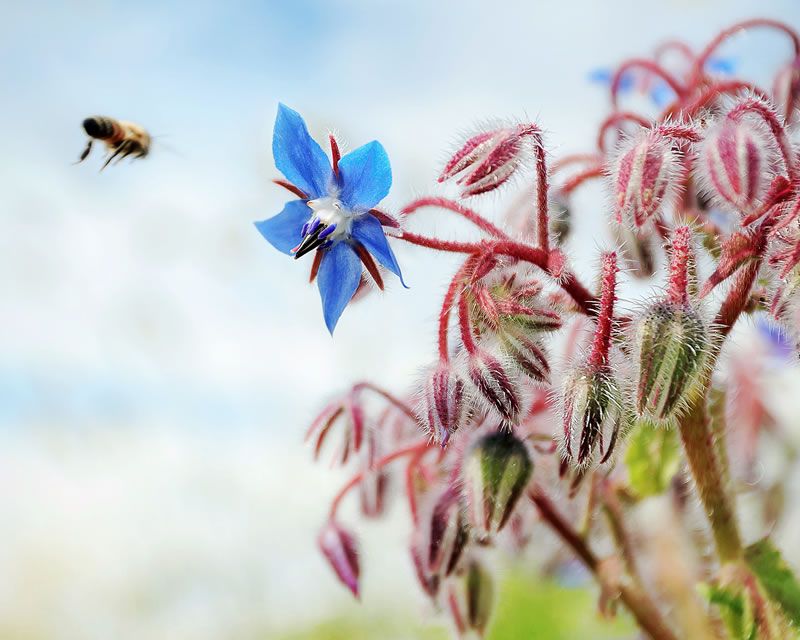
[82,116,122,142]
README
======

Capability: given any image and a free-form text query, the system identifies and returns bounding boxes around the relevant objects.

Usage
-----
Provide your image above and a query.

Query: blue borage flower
[256,104,407,333]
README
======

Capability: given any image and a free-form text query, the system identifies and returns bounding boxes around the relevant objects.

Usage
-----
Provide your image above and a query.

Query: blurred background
[1,1,800,638]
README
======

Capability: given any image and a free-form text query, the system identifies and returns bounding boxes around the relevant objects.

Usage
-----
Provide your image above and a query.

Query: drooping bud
[419,361,469,447]
[499,328,550,383]
[427,486,470,577]
[439,124,537,197]
[610,130,679,229]
[467,348,523,424]
[446,560,495,637]
[612,223,657,279]
[318,520,360,598]
[465,430,533,538]
[636,227,710,423]
[635,301,709,422]
[410,536,440,599]
[560,365,625,467]
[359,432,389,518]
[699,113,779,217]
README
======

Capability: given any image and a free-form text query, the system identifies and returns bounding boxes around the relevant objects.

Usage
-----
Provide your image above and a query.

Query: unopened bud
[467,348,523,424]
[561,365,625,467]
[612,224,657,279]
[699,113,778,216]
[419,361,469,447]
[500,329,550,382]
[410,534,440,598]
[447,560,495,637]
[465,430,533,538]
[611,131,679,229]
[439,124,537,197]
[428,486,470,577]
[318,521,360,598]
[636,301,709,423]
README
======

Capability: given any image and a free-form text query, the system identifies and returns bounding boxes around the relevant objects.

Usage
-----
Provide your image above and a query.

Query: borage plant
[259,18,800,640]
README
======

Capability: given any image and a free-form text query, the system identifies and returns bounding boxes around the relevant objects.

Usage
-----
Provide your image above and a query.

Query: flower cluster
[262,19,800,640]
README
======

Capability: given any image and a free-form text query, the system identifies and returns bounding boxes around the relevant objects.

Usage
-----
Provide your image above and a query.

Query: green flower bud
[465,430,533,538]
[636,301,710,423]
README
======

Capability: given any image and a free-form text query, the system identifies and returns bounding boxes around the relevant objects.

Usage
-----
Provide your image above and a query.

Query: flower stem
[676,394,743,563]
[329,440,431,518]
[529,485,679,640]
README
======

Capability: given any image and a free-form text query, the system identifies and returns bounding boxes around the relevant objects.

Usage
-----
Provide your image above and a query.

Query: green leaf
[624,421,681,498]
[698,583,756,640]
[745,537,800,626]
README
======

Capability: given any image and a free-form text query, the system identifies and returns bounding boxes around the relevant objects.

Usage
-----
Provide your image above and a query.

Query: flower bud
[699,114,778,216]
[611,131,679,229]
[410,536,440,598]
[496,299,563,333]
[500,329,550,383]
[636,301,709,423]
[561,365,625,467]
[419,361,469,447]
[612,223,657,279]
[447,560,495,637]
[428,486,470,577]
[439,124,536,197]
[318,521,360,598]
[465,430,533,538]
[467,348,523,424]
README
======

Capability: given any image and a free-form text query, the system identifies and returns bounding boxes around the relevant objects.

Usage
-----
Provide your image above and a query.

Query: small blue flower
[255,104,407,334]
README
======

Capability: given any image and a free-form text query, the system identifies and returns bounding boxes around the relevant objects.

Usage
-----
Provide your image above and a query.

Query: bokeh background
[2,1,800,638]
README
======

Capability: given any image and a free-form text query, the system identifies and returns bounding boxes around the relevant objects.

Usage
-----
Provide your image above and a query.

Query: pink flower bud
[465,430,533,538]
[439,124,536,197]
[419,361,469,447]
[611,131,679,228]
[446,560,495,637]
[699,114,778,216]
[427,486,470,577]
[318,521,360,598]
[467,348,523,424]
[560,365,625,467]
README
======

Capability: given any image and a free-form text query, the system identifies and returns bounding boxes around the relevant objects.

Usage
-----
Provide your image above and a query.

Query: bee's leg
[100,141,130,171]
[75,139,93,164]
[113,144,138,165]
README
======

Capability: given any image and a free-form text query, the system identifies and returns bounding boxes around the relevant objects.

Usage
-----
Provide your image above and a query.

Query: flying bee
[77,116,151,170]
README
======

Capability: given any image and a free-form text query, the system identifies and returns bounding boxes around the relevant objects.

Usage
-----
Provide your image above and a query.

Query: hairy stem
[530,486,679,640]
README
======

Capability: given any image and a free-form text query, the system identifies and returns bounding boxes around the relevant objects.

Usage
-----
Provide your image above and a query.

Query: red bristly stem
[587,253,618,368]
[727,97,797,182]
[692,19,800,86]
[611,58,686,108]
[438,255,481,361]
[551,153,603,174]
[666,80,771,119]
[559,165,604,196]
[401,197,510,239]
[597,111,651,151]
[532,130,551,252]
[714,260,761,339]
[397,233,598,316]
[529,486,679,640]
[329,439,432,518]
[457,290,477,354]
[667,226,692,305]
[351,381,418,422]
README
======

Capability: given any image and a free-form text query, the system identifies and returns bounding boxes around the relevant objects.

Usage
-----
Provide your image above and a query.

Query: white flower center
[307,196,352,240]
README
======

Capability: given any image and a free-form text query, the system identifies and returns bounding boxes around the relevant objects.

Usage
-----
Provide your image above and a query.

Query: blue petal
[273,104,332,199]
[254,200,311,255]
[337,141,392,211]
[351,214,408,288]
[317,242,362,334]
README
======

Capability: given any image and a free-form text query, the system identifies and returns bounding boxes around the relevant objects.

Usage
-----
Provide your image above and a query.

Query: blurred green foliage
[275,571,635,639]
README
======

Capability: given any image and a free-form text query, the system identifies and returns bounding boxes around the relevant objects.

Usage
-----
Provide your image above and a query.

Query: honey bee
[77,116,151,170]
